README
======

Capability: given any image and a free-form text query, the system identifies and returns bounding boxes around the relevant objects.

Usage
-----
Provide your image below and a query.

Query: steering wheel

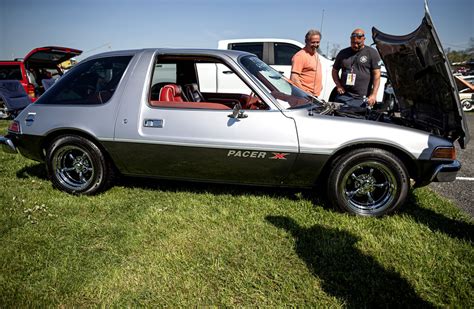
[246,92,264,110]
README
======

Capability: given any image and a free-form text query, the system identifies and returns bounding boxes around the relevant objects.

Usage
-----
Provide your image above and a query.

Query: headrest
[187,83,199,91]
[164,84,182,96]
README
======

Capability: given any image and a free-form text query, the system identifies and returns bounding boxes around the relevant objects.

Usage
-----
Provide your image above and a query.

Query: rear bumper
[0,135,17,154]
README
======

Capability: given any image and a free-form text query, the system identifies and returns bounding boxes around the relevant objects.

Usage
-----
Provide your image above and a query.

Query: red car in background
[0,46,82,102]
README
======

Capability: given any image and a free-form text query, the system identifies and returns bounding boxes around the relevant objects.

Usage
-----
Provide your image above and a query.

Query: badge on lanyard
[346,72,356,86]
[346,53,359,86]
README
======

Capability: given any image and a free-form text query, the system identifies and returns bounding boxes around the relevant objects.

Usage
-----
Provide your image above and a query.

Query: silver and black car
[0,8,469,216]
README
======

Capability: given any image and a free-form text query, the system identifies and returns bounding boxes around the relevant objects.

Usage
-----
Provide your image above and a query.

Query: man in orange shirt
[290,29,323,97]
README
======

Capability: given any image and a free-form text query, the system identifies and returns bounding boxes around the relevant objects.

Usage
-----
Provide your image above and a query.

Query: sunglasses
[351,33,365,39]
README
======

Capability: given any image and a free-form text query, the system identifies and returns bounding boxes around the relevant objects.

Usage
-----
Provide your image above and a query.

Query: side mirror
[228,103,248,119]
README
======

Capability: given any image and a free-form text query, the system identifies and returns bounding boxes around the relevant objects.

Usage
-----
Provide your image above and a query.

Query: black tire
[46,135,114,195]
[327,148,409,217]
[461,99,473,112]
[0,99,10,119]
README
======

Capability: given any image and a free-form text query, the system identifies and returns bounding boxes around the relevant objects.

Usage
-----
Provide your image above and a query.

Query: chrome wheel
[327,148,409,216]
[52,145,95,191]
[339,161,396,213]
[461,99,473,112]
[46,135,114,195]
[0,100,9,119]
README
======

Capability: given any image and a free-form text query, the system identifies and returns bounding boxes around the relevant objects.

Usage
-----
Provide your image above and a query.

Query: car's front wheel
[46,135,114,194]
[327,148,409,216]
[0,99,10,119]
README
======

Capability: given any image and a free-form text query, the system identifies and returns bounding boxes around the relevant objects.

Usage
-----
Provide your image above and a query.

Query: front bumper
[414,160,461,187]
[0,135,17,154]
[431,160,461,182]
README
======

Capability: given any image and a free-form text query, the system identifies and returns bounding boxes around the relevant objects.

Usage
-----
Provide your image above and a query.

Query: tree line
[445,38,473,64]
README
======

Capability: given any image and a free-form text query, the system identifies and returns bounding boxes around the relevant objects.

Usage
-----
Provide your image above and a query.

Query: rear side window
[274,43,301,65]
[0,65,23,80]
[151,63,177,85]
[40,56,132,105]
[229,43,264,60]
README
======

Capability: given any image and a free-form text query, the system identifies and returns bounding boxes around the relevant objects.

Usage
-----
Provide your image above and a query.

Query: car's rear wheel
[46,135,114,195]
[327,148,409,216]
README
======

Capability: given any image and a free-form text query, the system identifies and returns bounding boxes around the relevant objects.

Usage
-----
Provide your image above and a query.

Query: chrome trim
[0,136,17,154]
[112,138,297,152]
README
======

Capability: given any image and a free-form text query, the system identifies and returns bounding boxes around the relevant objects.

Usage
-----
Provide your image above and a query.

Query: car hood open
[372,3,470,148]
[24,46,82,69]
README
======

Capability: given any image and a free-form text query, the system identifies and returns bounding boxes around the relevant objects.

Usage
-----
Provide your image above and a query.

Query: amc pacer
[0,9,469,216]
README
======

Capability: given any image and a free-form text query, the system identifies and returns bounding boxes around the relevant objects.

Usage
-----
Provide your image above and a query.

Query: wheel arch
[40,129,117,170]
[316,142,416,187]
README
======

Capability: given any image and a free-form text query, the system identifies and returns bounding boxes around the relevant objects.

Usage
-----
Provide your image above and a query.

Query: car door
[113,54,299,185]
[128,107,298,185]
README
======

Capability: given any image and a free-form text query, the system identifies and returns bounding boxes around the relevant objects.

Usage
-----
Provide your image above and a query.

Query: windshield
[239,55,318,109]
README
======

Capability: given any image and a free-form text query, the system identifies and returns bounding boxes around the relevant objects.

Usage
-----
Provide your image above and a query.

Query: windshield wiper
[308,100,333,115]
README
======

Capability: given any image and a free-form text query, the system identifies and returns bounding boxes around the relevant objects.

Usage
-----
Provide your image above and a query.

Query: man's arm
[290,52,304,89]
[367,68,381,106]
[332,68,345,94]
[290,72,303,89]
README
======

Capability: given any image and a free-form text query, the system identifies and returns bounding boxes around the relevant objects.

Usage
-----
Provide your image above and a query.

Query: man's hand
[332,68,345,95]
[367,94,377,106]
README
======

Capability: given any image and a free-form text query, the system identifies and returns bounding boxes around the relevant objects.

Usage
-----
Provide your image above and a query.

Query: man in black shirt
[332,28,381,107]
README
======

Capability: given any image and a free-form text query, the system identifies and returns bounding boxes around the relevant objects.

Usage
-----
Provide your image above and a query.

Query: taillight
[8,120,20,133]
[431,146,456,160]
[27,83,36,100]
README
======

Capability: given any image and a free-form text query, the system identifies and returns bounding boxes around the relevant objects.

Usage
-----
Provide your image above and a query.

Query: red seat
[158,84,185,102]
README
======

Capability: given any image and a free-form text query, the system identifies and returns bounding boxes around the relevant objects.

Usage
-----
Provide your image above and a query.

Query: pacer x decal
[270,153,289,160]
[227,150,290,160]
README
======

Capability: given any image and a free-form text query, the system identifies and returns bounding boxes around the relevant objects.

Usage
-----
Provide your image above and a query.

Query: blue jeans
[334,93,366,108]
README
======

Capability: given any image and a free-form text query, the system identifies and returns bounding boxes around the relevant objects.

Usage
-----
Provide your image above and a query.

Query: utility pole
[320,9,325,34]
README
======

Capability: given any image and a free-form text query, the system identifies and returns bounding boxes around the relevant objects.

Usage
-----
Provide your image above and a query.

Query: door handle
[144,119,164,128]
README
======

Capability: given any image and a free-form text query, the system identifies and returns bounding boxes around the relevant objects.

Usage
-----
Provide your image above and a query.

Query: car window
[39,56,132,105]
[149,55,268,110]
[240,55,314,109]
[152,63,177,84]
[197,62,252,94]
[229,43,264,60]
[274,43,301,65]
[0,65,23,80]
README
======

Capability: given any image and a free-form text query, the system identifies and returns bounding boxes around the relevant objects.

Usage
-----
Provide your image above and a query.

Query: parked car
[0,9,469,217]
[460,92,474,112]
[0,80,32,118]
[459,75,474,85]
[455,67,469,75]
[217,38,388,103]
[0,46,82,102]
[454,75,474,111]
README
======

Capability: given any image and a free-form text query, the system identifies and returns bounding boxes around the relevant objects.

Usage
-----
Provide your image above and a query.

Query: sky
[0,0,472,60]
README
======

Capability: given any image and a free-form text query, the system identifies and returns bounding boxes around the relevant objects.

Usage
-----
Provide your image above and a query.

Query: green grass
[0,119,473,307]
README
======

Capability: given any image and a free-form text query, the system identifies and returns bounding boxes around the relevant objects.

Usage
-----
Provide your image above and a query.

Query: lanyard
[313,53,319,94]
[350,51,361,73]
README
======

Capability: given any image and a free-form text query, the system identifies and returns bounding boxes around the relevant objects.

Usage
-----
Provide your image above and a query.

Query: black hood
[372,3,469,148]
